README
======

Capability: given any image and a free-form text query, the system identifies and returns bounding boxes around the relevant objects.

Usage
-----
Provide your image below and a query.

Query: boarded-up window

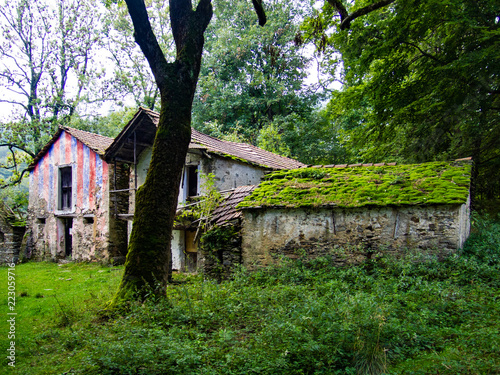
[60,167,72,210]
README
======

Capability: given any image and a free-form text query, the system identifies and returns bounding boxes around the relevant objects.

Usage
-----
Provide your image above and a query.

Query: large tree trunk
[111,0,213,304]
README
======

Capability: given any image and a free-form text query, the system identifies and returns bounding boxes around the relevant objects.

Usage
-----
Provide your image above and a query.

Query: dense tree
[102,0,175,110]
[0,0,105,184]
[192,0,316,142]
[110,0,266,303]
[192,0,347,165]
[305,0,500,209]
[103,0,329,164]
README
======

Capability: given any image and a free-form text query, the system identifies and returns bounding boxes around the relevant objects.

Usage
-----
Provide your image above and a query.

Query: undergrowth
[2,216,499,375]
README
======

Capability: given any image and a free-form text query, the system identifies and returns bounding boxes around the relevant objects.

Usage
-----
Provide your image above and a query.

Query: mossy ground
[238,161,471,209]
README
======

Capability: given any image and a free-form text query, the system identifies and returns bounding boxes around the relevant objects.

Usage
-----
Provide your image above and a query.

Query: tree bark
[111,0,213,303]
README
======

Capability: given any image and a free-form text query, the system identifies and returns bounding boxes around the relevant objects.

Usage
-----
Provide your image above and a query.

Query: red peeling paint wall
[29,131,105,213]
[27,131,116,261]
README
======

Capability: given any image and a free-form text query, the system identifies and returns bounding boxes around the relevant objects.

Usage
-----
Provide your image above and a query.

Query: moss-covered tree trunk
[112,0,213,303]
[110,0,266,305]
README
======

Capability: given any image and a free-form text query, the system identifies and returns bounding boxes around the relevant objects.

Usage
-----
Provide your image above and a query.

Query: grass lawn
[0,262,123,374]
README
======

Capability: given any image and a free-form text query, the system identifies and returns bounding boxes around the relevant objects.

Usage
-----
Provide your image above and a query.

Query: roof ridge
[138,106,159,117]
[303,157,472,169]
[62,126,114,141]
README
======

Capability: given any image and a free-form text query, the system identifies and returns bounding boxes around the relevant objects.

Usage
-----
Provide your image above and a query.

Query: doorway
[64,218,73,257]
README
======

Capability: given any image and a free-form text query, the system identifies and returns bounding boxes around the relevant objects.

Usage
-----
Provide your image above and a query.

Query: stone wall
[199,226,242,281]
[241,202,470,268]
[0,220,25,264]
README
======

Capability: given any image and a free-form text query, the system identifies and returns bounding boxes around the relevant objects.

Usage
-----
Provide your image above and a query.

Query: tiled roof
[303,162,398,168]
[211,185,256,226]
[131,108,305,170]
[28,127,114,170]
[190,129,305,170]
[62,127,114,155]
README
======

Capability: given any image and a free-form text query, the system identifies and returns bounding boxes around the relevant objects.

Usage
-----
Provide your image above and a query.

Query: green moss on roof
[237,161,471,209]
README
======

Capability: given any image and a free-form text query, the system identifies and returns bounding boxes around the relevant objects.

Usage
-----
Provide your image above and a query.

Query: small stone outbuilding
[204,159,472,272]
[0,203,25,264]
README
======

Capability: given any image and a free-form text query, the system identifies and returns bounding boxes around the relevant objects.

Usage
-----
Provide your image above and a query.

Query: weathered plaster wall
[200,157,265,192]
[26,131,120,261]
[128,147,267,272]
[172,229,185,271]
[241,203,470,268]
[130,147,266,210]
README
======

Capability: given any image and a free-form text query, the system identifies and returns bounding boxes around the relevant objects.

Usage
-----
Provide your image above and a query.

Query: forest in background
[0,0,498,215]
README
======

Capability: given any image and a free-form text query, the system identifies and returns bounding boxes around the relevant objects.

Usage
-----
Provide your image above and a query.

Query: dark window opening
[187,165,198,198]
[84,217,94,225]
[64,218,73,257]
[37,218,46,224]
[60,167,72,210]
[0,231,4,243]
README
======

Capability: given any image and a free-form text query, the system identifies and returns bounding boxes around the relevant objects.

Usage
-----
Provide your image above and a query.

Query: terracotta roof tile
[211,185,256,226]
[133,108,305,170]
[63,127,114,155]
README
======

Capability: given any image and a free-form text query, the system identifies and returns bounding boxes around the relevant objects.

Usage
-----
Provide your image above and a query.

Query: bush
[462,214,500,264]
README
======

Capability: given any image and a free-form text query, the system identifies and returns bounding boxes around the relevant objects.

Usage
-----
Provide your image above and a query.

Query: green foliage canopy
[192,0,343,164]
[305,0,500,208]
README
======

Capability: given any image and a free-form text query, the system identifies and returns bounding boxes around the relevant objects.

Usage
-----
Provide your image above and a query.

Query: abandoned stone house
[103,108,306,270]
[25,108,305,266]
[25,126,126,262]
[25,107,472,272]
[202,159,472,277]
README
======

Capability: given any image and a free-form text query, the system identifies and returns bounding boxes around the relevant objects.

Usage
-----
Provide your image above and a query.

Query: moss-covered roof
[237,161,472,209]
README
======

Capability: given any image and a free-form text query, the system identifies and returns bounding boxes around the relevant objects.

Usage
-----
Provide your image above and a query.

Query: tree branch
[0,99,28,112]
[327,0,396,30]
[402,41,445,65]
[124,0,170,88]
[326,0,349,21]
[0,168,29,188]
[251,0,267,26]
[0,143,35,158]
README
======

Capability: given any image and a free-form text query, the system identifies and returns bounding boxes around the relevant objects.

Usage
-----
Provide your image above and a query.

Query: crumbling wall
[199,225,242,281]
[200,157,265,192]
[26,132,120,262]
[0,219,25,264]
[241,203,470,268]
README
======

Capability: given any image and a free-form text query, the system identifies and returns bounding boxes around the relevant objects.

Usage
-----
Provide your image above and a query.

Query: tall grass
[1,216,499,374]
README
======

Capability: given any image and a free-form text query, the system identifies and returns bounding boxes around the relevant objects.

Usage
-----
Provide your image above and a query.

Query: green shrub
[462,214,500,264]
